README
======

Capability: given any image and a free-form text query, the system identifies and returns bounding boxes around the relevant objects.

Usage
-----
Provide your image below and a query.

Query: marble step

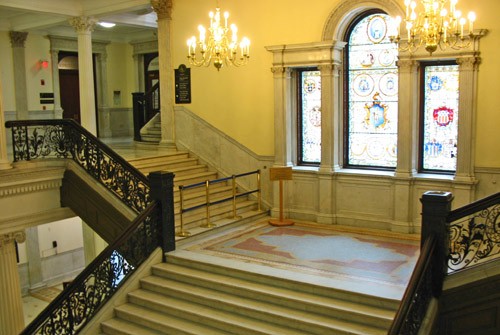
[106,304,234,335]
[174,171,219,187]
[163,252,400,311]
[151,262,394,332]
[139,274,391,334]
[128,153,191,167]
[125,290,306,335]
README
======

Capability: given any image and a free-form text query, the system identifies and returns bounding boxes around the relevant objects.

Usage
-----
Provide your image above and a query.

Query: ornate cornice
[151,0,173,20]
[68,16,98,34]
[131,39,158,55]
[0,166,65,198]
[0,231,26,248]
[9,31,28,48]
[48,35,109,54]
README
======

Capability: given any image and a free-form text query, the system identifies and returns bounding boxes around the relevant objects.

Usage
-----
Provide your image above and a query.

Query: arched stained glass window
[345,12,399,169]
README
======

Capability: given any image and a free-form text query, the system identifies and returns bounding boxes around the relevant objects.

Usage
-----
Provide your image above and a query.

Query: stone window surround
[266,0,486,184]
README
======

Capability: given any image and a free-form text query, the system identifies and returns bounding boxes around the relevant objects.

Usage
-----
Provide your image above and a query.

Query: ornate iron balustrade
[20,202,162,335]
[5,119,150,213]
[447,192,500,272]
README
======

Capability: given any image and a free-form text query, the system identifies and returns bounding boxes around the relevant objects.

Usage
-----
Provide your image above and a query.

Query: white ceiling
[0,0,158,43]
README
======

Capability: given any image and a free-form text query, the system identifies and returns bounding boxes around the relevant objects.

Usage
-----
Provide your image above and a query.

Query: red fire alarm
[39,60,49,69]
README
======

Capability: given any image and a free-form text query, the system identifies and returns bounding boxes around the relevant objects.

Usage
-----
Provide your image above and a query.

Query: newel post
[420,191,454,296]
[149,171,176,257]
[132,92,145,141]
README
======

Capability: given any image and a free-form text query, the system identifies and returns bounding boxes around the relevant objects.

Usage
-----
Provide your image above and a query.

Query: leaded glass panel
[347,14,398,168]
[422,64,459,172]
[299,70,321,164]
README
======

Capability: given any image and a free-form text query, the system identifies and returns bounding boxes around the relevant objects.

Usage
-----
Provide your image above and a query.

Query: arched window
[344,12,399,169]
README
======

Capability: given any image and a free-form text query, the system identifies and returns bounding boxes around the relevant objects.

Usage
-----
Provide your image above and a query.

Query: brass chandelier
[390,0,477,54]
[187,2,250,71]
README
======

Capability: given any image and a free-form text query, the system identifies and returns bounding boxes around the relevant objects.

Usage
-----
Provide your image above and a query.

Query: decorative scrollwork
[7,120,150,213]
[448,204,500,272]
[22,203,161,335]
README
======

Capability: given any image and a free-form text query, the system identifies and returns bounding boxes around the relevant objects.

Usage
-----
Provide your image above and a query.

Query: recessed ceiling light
[99,22,116,28]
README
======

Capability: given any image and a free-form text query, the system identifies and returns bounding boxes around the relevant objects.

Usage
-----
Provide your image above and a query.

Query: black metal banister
[447,192,500,222]
[20,201,162,334]
[5,119,177,335]
[6,119,150,213]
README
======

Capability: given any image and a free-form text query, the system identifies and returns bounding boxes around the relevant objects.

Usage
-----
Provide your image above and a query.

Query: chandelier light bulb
[187,3,250,70]
[389,0,478,54]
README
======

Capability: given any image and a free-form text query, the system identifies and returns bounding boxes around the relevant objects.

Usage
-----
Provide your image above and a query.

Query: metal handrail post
[257,170,262,211]
[201,180,216,228]
[176,186,191,237]
[230,175,242,219]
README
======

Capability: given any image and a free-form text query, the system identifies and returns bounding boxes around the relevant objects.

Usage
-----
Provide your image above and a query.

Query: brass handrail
[177,170,261,236]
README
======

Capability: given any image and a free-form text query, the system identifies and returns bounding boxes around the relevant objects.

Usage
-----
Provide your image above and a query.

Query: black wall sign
[40,92,54,104]
[175,64,191,104]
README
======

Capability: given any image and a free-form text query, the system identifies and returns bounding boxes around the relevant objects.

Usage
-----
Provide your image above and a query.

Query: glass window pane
[422,64,459,172]
[347,14,398,168]
[300,70,321,164]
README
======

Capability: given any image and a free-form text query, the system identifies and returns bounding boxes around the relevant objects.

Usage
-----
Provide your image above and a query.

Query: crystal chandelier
[389,0,477,54]
[187,2,250,71]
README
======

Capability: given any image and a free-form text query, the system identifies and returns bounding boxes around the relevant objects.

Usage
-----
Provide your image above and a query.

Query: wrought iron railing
[20,201,162,335]
[5,119,150,213]
[388,235,437,335]
[132,82,160,142]
[447,192,500,272]
[389,191,500,334]
[177,170,261,236]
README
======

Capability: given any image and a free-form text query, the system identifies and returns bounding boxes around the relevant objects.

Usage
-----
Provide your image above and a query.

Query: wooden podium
[269,167,294,226]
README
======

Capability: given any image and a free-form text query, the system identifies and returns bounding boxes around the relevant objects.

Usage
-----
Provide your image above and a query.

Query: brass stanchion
[229,175,243,219]
[257,170,262,211]
[176,186,191,237]
[269,167,294,226]
[201,180,216,228]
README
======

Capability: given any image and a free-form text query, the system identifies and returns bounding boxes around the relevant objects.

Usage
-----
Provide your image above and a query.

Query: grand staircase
[127,150,264,236]
[99,249,398,335]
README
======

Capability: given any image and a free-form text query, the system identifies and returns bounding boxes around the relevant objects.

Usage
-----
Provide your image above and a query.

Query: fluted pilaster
[152,0,176,148]
[9,31,29,120]
[69,16,97,135]
[0,231,26,335]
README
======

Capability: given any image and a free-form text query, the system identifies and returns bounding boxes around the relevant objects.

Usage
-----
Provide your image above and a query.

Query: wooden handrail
[388,234,437,334]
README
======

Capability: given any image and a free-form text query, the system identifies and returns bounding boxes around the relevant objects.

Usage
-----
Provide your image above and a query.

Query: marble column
[50,49,64,119]
[95,53,112,138]
[25,227,45,290]
[271,66,294,167]
[68,16,98,135]
[0,77,12,170]
[151,0,176,148]
[9,31,29,121]
[0,231,26,335]
[455,56,479,183]
[393,58,419,233]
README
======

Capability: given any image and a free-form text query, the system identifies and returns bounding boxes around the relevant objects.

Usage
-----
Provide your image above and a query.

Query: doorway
[58,52,81,123]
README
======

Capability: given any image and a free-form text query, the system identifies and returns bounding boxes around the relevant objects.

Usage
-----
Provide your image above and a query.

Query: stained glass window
[298,69,321,164]
[346,13,398,168]
[421,63,459,172]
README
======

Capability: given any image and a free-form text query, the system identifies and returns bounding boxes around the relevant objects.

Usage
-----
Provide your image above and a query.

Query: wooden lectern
[269,167,294,226]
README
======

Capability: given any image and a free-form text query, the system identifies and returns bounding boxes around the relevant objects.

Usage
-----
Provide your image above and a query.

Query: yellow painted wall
[106,42,134,108]
[172,0,500,164]
[25,34,53,112]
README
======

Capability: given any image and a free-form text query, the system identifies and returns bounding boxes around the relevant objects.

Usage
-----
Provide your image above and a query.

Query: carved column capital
[397,59,418,72]
[9,31,28,48]
[151,0,173,20]
[69,16,97,33]
[456,56,480,71]
[0,231,26,248]
[271,66,285,75]
[318,64,334,73]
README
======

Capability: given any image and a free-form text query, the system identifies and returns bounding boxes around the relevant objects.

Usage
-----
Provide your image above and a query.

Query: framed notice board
[175,64,191,104]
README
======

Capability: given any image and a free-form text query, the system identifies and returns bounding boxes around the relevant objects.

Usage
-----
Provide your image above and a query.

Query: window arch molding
[322,0,404,42]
